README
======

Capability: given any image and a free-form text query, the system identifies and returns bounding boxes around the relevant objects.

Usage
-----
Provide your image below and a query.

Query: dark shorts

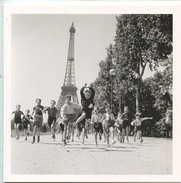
[134,125,142,132]
[165,123,172,131]
[122,120,130,129]
[77,119,86,132]
[22,123,29,130]
[82,108,93,119]
[93,122,103,133]
[14,120,22,125]
[48,116,56,127]
[60,123,64,132]
[34,115,43,128]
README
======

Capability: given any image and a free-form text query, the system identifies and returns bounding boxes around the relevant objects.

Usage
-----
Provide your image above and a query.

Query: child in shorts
[22,109,33,140]
[121,106,130,143]
[12,104,24,140]
[91,107,103,146]
[43,100,59,141]
[61,95,81,146]
[115,111,124,143]
[131,113,152,143]
[102,106,115,147]
[31,98,44,144]
[75,84,95,143]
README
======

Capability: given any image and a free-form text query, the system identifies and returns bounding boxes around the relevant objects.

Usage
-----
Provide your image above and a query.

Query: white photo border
[3,1,181,182]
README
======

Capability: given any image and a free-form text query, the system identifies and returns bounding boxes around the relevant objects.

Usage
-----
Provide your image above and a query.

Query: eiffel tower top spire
[64,22,76,86]
[69,22,75,33]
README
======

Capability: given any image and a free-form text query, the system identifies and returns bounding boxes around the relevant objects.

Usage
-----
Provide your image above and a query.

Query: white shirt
[61,102,81,117]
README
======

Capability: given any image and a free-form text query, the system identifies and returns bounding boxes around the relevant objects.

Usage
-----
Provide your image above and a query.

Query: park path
[11,134,172,175]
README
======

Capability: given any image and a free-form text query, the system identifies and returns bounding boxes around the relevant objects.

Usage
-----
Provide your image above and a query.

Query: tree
[92,45,117,113]
[148,55,172,112]
[93,44,134,115]
[114,14,172,113]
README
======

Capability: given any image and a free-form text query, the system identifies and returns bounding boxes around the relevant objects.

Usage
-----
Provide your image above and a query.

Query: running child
[115,111,124,143]
[75,83,95,143]
[31,98,44,144]
[43,100,59,141]
[121,106,130,143]
[12,104,24,140]
[91,107,103,146]
[131,113,152,143]
[61,95,81,146]
[22,109,33,140]
[102,106,115,147]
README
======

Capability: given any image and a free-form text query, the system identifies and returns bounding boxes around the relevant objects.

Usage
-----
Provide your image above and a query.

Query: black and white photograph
[3,1,181,182]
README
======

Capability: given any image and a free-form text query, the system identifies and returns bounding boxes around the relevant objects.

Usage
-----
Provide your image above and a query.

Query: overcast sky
[11,14,153,115]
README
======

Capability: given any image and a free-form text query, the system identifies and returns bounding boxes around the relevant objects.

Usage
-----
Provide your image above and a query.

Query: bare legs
[95,132,98,146]
[15,123,20,140]
[122,126,129,143]
[24,129,27,140]
[32,125,41,143]
[134,128,143,143]
[81,119,90,144]
[63,123,68,145]
[75,113,86,124]
[51,123,56,140]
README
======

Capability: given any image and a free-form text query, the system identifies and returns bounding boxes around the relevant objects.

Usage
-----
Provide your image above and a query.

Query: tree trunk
[136,78,141,113]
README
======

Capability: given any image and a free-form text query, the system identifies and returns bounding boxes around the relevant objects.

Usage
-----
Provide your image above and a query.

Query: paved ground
[11,134,172,175]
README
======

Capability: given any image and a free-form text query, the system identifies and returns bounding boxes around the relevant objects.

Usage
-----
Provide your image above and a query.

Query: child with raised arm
[61,95,81,146]
[102,106,115,147]
[22,109,33,140]
[75,83,95,142]
[43,100,59,141]
[131,113,153,143]
[31,98,44,144]
[91,107,103,146]
[12,104,24,140]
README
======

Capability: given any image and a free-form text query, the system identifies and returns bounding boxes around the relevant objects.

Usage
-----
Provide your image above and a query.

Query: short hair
[36,98,41,102]
[26,109,30,113]
[16,104,21,108]
[50,100,56,104]
[65,94,71,100]
[135,113,141,117]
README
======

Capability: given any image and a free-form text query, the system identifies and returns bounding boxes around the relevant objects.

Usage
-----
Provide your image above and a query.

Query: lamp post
[109,68,116,112]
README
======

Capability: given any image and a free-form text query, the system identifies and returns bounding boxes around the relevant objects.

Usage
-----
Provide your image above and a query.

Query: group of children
[12,84,152,147]
[12,99,59,143]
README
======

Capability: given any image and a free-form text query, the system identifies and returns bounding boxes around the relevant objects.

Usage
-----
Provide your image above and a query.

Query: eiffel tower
[56,22,79,111]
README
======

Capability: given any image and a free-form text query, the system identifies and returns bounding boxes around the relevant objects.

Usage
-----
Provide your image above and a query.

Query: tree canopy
[113,14,172,112]
[93,14,172,117]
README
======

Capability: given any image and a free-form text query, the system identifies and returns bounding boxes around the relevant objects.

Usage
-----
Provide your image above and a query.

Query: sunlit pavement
[11,134,172,175]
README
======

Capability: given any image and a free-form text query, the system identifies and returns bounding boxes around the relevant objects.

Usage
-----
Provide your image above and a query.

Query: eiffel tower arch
[56,23,79,111]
